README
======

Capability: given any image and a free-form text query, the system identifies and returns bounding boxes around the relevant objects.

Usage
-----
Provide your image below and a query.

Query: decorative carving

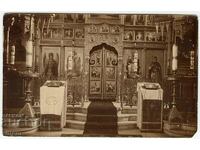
[124,30,134,41]
[64,28,74,39]
[88,25,98,33]
[75,28,84,39]
[135,31,144,41]
[135,15,145,25]
[110,25,120,33]
[145,32,156,42]
[99,24,110,33]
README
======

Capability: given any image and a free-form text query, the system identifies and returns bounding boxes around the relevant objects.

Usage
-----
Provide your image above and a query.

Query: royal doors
[89,44,118,101]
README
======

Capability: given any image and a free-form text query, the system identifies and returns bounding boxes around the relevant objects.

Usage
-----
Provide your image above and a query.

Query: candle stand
[167,72,182,130]
[18,67,39,128]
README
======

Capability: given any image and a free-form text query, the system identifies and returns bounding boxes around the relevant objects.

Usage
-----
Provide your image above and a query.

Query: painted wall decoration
[146,15,155,26]
[64,14,74,23]
[135,31,144,41]
[90,66,101,79]
[156,32,167,42]
[65,47,83,77]
[135,15,145,25]
[124,30,134,41]
[110,26,120,33]
[89,50,102,65]
[145,32,156,42]
[64,28,74,38]
[106,67,116,80]
[145,50,164,84]
[100,24,110,33]
[75,28,84,39]
[88,25,98,33]
[41,47,60,80]
[105,81,116,94]
[52,28,62,39]
[123,49,142,78]
[106,51,118,66]
[148,56,162,84]
[43,28,51,39]
[90,81,101,94]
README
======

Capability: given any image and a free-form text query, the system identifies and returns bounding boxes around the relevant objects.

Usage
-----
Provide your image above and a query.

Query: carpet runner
[83,101,118,136]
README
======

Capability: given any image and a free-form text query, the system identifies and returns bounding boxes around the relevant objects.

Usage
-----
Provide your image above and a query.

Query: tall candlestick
[10,45,15,65]
[172,58,177,71]
[172,44,178,71]
[25,40,33,67]
[172,44,178,57]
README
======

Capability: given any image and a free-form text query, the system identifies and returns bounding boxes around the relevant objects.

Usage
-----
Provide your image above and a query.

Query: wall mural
[75,28,84,39]
[135,31,144,41]
[148,56,162,84]
[64,28,74,39]
[42,28,62,39]
[145,50,164,85]
[41,47,60,80]
[123,49,141,78]
[64,47,83,77]
[135,15,145,25]
[124,30,134,41]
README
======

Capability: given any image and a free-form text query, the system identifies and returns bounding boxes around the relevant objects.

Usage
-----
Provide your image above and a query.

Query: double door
[89,47,118,100]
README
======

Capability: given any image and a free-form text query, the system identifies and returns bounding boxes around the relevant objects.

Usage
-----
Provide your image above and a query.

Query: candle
[172,44,178,58]
[172,58,177,71]
[25,40,33,67]
[10,45,15,65]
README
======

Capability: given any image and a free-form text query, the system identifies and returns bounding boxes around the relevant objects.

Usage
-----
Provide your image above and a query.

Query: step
[118,113,137,122]
[84,129,117,136]
[86,114,117,122]
[67,107,88,114]
[66,113,87,122]
[118,121,137,130]
[66,112,137,122]
[85,122,117,130]
[65,120,137,130]
[121,108,137,114]
[65,120,85,130]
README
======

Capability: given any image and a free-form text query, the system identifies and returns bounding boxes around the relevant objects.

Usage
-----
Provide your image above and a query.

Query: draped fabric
[40,81,66,116]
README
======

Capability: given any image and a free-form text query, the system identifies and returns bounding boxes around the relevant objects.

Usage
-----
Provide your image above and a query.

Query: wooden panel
[89,45,118,100]
[40,47,61,78]
[145,50,164,81]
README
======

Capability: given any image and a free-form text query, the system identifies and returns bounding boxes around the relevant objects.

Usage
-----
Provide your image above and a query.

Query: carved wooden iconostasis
[36,14,169,103]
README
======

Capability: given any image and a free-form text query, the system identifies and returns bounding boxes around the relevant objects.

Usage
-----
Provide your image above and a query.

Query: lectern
[137,82,163,132]
[40,81,67,131]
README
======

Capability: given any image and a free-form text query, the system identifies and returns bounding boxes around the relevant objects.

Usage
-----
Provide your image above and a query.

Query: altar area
[2,13,198,137]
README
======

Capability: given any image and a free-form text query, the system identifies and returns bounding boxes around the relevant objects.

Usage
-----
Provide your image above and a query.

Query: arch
[89,43,118,56]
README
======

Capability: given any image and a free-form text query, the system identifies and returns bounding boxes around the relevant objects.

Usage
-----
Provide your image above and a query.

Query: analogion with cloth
[40,81,67,130]
[137,82,163,131]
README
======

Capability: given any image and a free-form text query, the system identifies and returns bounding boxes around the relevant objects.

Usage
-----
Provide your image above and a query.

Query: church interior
[2,13,198,137]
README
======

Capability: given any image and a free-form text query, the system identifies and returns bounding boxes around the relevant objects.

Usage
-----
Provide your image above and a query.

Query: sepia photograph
[2,13,198,137]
